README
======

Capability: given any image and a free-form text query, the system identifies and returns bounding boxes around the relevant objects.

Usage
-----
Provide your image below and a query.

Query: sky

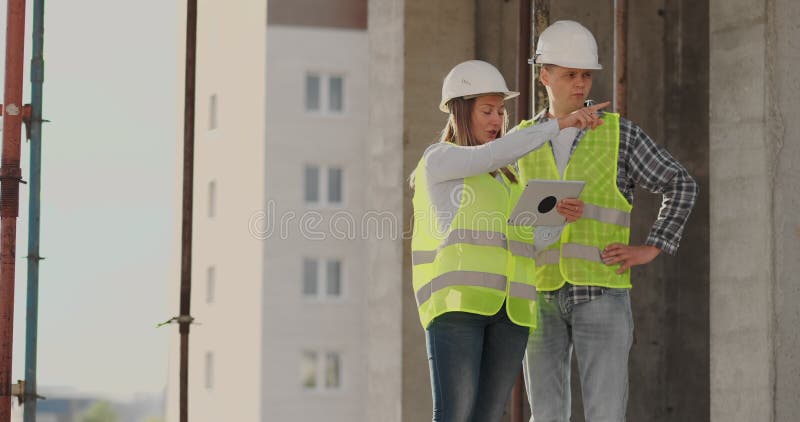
[0,0,179,402]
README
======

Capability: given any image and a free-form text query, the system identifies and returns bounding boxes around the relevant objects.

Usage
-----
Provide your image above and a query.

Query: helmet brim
[439,91,520,113]
[529,57,602,70]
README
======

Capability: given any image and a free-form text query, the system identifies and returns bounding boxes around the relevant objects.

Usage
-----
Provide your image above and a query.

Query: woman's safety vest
[517,113,633,291]
[411,158,538,329]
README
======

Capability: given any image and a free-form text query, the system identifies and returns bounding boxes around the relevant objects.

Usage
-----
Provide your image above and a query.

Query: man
[516,20,698,422]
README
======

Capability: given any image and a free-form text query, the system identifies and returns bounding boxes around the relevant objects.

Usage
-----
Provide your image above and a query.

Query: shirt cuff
[521,118,559,138]
[644,234,678,255]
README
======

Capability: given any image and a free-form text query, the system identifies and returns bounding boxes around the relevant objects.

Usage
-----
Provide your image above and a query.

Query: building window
[326,260,341,296]
[304,165,320,203]
[303,258,343,299]
[327,167,342,204]
[305,165,343,206]
[300,350,318,389]
[300,350,341,391]
[306,73,345,114]
[209,94,218,130]
[302,258,318,297]
[305,74,321,112]
[205,351,214,390]
[208,180,216,218]
[325,352,341,389]
[206,266,215,304]
[328,76,344,112]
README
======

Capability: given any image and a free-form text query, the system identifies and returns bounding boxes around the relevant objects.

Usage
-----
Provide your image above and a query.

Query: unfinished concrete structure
[367,0,799,421]
[166,0,799,420]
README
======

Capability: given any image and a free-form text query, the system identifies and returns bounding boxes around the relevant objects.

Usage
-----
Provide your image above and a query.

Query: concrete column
[771,2,800,419]
[710,0,800,421]
[365,1,405,421]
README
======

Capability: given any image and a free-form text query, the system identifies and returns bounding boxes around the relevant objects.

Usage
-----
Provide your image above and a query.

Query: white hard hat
[439,60,519,113]
[530,20,602,70]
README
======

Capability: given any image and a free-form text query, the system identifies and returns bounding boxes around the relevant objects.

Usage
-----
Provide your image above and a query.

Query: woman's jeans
[523,287,634,422]
[425,306,530,422]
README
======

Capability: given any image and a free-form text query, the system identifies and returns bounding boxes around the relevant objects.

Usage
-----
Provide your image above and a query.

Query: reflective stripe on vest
[411,250,437,266]
[508,239,535,258]
[414,271,507,307]
[414,273,538,307]
[535,243,604,267]
[582,203,630,227]
[509,281,537,300]
[412,228,508,266]
[440,228,507,249]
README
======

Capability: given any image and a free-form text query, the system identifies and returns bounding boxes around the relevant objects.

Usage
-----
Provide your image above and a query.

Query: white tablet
[509,179,586,226]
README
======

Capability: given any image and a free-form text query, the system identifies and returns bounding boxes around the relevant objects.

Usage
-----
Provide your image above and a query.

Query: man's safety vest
[411,158,538,329]
[517,113,632,291]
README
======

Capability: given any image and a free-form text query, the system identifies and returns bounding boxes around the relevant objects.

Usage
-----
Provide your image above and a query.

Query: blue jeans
[426,307,530,422]
[523,287,634,422]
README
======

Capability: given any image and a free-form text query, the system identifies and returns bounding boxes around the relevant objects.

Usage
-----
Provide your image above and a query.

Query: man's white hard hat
[530,20,602,70]
[439,60,519,113]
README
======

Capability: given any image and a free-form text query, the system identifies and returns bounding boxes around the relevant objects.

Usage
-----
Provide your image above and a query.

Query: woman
[410,60,608,422]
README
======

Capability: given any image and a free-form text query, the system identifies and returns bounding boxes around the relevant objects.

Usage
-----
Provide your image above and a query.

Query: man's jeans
[523,287,634,422]
[426,307,530,422]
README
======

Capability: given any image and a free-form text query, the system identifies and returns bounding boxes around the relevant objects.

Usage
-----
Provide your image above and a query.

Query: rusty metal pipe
[516,0,532,123]
[511,2,549,422]
[614,0,628,115]
[511,3,533,419]
[532,0,550,115]
[179,1,198,421]
[0,0,28,420]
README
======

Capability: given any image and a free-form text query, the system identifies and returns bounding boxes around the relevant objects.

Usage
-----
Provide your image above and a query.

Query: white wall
[261,26,368,421]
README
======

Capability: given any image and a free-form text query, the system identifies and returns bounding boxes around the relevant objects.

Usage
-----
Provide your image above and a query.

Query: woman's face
[470,94,506,145]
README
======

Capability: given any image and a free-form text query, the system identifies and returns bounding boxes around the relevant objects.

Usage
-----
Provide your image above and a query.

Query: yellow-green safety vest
[411,158,538,329]
[517,113,633,291]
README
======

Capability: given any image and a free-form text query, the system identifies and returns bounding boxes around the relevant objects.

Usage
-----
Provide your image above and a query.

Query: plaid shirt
[529,109,699,304]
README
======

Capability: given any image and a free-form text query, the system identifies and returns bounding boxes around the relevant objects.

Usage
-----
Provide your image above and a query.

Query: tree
[79,401,119,422]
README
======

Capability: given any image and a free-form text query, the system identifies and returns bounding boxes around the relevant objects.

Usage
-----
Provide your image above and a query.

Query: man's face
[541,65,593,113]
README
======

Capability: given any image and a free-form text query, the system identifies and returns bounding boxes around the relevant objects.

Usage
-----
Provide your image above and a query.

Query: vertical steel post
[516,0,532,123]
[0,0,28,420]
[510,0,541,422]
[532,0,550,114]
[23,0,46,420]
[179,1,198,422]
[614,0,628,115]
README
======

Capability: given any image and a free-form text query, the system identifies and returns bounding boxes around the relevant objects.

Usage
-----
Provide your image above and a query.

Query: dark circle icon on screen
[538,196,558,213]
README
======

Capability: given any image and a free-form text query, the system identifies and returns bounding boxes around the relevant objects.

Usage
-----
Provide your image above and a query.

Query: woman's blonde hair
[409,96,516,189]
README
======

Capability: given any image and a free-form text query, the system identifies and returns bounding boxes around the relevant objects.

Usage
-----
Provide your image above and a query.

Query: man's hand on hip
[601,244,661,274]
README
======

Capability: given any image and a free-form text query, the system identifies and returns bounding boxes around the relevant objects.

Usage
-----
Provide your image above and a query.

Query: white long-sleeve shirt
[419,119,560,236]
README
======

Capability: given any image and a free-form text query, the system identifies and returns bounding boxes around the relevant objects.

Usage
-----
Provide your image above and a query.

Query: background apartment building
[261,0,368,420]
[166,1,368,421]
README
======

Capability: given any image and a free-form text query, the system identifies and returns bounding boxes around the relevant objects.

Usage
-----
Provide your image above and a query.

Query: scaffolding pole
[532,0,550,114]
[23,0,46,420]
[178,1,198,421]
[0,0,28,420]
[511,1,549,421]
[614,0,628,115]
